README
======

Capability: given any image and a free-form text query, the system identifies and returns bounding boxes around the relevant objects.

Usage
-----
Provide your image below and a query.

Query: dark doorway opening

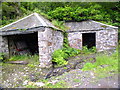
[82,33,96,49]
[8,32,38,55]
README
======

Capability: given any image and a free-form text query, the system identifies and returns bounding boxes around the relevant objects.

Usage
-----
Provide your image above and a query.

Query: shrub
[0,53,4,60]
[63,47,80,57]
[52,49,68,66]
[82,46,96,54]
[52,47,81,66]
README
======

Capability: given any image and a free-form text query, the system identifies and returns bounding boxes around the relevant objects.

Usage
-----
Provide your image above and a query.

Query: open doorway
[82,33,96,49]
[8,32,39,56]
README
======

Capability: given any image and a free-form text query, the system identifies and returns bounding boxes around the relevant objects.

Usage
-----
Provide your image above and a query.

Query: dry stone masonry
[38,28,63,68]
[0,13,118,68]
[0,36,9,55]
[96,29,118,51]
[66,20,118,52]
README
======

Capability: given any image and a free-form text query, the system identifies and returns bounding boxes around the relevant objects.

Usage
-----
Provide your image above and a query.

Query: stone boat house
[0,13,118,68]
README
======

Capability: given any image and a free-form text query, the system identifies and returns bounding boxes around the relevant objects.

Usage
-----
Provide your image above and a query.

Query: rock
[28,81,35,86]
[29,74,38,82]
[23,80,28,85]
[35,82,45,87]
[48,80,58,85]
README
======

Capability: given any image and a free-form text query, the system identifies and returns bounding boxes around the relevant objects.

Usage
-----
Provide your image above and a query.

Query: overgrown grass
[52,47,80,66]
[44,80,67,88]
[52,46,96,67]
[8,54,39,62]
[82,46,96,54]
[82,49,118,78]
[52,20,69,31]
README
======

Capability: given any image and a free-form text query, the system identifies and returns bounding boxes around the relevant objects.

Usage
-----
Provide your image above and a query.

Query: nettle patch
[51,32,96,66]
[52,32,80,66]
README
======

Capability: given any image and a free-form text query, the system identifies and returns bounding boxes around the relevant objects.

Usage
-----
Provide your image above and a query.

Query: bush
[52,49,68,66]
[52,47,80,66]
[63,47,80,57]
[82,46,96,54]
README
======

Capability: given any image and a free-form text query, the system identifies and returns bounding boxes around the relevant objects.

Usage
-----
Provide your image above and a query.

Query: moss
[101,25,107,28]
[44,80,67,88]
[73,79,81,83]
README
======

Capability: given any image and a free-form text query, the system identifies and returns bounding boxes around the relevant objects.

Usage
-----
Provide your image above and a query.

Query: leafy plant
[8,54,39,63]
[52,49,68,66]
[82,46,96,54]
[52,20,68,31]
[0,53,5,60]
[52,32,81,66]
[44,80,67,88]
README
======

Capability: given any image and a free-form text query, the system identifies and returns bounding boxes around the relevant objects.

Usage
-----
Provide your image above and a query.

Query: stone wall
[96,29,118,51]
[68,32,82,49]
[67,29,118,52]
[38,28,63,68]
[0,36,9,55]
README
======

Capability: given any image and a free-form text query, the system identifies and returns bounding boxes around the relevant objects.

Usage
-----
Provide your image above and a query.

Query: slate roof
[0,13,118,35]
[65,20,118,32]
[0,13,59,36]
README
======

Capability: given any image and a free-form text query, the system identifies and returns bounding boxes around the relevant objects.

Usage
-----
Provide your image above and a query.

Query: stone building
[0,13,118,68]
[0,13,63,68]
[65,20,118,52]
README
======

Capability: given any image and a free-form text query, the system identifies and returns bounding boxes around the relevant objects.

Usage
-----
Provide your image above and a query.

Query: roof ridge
[33,13,47,26]
[0,13,35,30]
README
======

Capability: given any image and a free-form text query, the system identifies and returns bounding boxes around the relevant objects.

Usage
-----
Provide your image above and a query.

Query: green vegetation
[52,32,81,66]
[52,49,68,66]
[82,46,96,54]
[82,49,118,78]
[0,53,4,60]
[8,54,39,62]
[44,80,67,88]
[52,31,96,66]
[52,20,68,31]
[1,2,119,88]
[2,2,120,27]
[73,79,81,83]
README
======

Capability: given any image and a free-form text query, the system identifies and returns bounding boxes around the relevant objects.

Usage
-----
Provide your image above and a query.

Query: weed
[73,79,81,83]
[52,49,68,66]
[27,64,36,68]
[8,54,30,61]
[82,46,96,54]
[8,54,39,62]
[82,50,118,78]
[0,53,4,60]
[25,85,38,88]
[44,80,67,88]
[63,67,67,69]
[52,20,68,31]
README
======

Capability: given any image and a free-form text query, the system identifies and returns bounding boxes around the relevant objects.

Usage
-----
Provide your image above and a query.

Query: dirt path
[1,54,119,88]
[49,69,119,88]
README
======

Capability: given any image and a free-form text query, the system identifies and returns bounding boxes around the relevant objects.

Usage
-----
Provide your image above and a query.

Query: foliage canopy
[1,2,120,27]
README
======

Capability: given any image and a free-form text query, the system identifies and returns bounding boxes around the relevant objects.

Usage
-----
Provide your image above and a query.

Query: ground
[0,52,119,88]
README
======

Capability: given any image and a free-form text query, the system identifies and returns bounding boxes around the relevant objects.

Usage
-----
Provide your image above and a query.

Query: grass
[82,49,118,78]
[44,80,67,88]
[73,79,81,83]
[52,20,69,31]
[8,54,39,62]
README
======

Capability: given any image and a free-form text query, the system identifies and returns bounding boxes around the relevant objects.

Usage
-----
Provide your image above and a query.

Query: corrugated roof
[65,20,118,32]
[0,13,58,31]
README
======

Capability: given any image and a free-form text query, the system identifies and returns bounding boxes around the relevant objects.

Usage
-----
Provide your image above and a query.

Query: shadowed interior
[8,32,38,56]
[82,33,96,48]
